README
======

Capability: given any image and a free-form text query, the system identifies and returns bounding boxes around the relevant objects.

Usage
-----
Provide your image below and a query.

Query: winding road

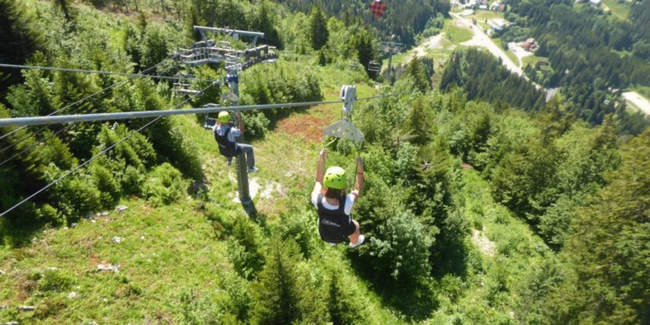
[451,13,523,76]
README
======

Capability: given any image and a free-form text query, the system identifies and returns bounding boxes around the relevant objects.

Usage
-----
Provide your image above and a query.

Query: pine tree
[54,0,75,22]
[317,49,327,66]
[309,5,329,50]
[562,129,650,325]
[250,240,302,325]
[405,57,430,93]
[327,269,367,325]
[351,30,374,75]
[0,0,43,92]
[405,97,434,145]
[251,0,282,48]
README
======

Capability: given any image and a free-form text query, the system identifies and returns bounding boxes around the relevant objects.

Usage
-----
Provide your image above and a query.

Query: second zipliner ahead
[213,111,258,173]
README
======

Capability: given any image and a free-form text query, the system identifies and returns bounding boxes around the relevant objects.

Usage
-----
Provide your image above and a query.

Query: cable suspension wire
[0,83,216,218]
[0,61,167,156]
[0,63,214,83]
[0,93,400,128]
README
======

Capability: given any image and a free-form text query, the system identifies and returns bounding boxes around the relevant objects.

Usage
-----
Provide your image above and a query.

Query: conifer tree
[251,0,282,48]
[250,240,302,325]
[405,97,434,145]
[0,0,43,92]
[328,270,366,325]
[405,57,430,93]
[563,129,650,325]
[309,5,329,50]
[54,0,75,22]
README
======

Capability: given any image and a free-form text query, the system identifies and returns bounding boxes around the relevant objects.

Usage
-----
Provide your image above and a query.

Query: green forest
[503,0,650,134]
[0,0,649,324]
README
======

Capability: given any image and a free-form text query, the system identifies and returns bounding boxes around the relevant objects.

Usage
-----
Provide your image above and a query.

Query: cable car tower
[173,26,279,209]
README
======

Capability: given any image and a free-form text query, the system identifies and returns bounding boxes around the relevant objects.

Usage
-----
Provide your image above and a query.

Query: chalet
[490,1,506,11]
[522,38,538,51]
[489,19,508,31]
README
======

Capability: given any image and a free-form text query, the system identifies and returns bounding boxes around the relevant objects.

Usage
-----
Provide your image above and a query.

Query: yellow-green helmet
[218,111,231,123]
[324,166,346,190]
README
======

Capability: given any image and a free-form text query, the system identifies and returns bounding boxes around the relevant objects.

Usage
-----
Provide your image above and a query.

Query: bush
[35,204,64,226]
[91,164,121,209]
[143,163,188,206]
[37,268,75,292]
[147,119,203,181]
[369,211,434,280]
[56,176,102,222]
[227,216,264,280]
[120,165,145,196]
[275,209,318,259]
[179,290,230,325]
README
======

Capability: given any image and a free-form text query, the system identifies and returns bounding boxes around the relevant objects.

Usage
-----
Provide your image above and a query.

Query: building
[489,19,508,31]
[490,1,506,11]
[522,38,538,51]
[589,0,602,6]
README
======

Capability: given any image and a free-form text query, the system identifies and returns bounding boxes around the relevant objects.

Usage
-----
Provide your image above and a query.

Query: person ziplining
[213,111,258,173]
[311,85,366,247]
[312,149,365,248]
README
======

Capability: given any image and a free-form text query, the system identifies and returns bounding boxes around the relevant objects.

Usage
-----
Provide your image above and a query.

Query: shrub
[143,163,188,206]
[120,165,145,196]
[37,268,75,292]
[227,216,265,280]
[369,211,434,280]
[91,164,121,209]
[56,176,102,222]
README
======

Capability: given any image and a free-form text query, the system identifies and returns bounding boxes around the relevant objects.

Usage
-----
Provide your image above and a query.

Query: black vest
[214,124,240,157]
[316,193,350,243]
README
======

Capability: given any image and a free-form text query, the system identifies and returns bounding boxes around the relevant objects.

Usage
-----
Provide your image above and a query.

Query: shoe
[329,242,336,247]
[227,159,232,166]
[349,235,365,248]
[248,167,258,173]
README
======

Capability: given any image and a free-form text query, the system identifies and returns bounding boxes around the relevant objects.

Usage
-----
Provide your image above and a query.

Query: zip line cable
[0,94,399,127]
[0,58,202,168]
[0,61,167,155]
[0,63,215,83]
[0,83,216,218]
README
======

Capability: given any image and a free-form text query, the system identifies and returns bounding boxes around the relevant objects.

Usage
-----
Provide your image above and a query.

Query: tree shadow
[431,235,469,279]
[0,205,47,248]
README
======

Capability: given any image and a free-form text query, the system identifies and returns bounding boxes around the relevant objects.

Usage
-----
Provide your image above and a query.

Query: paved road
[623,92,650,116]
[451,13,524,76]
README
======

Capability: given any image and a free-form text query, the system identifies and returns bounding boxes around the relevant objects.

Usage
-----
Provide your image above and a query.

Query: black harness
[214,124,241,157]
[316,193,350,243]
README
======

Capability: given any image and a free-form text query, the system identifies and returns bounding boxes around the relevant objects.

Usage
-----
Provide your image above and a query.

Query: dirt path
[623,92,650,116]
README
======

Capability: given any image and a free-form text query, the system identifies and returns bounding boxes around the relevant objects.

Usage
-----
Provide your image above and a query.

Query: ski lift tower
[382,39,403,84]
[174,26,278,210]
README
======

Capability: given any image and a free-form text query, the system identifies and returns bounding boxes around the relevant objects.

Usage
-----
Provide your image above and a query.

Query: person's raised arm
[354,157,364,198]
[236,111,243,133]
[316,149,327,185]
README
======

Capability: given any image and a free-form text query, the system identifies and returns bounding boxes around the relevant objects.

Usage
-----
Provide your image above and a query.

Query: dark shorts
[344,217,358,237]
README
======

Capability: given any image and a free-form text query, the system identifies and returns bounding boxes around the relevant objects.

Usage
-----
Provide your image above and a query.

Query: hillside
[1,0,649,324]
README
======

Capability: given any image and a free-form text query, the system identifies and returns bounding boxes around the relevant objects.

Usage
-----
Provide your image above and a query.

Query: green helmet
[323,166,346,190]
[218,111,231,123]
